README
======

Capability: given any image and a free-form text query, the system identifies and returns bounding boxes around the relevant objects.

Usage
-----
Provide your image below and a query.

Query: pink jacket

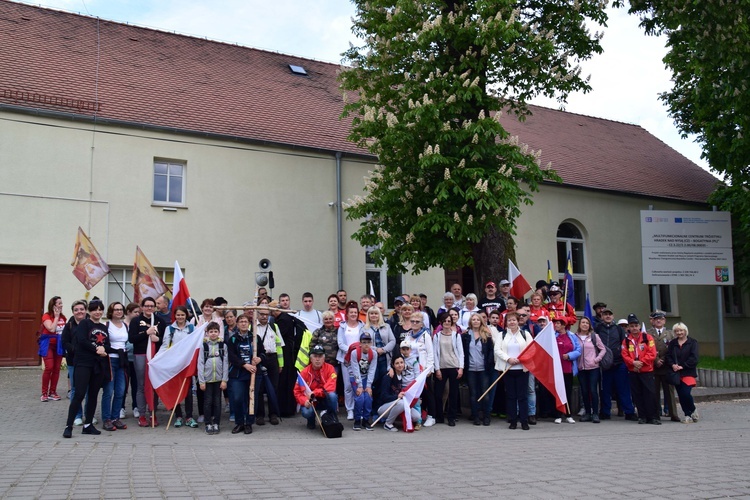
[576,333,606,370]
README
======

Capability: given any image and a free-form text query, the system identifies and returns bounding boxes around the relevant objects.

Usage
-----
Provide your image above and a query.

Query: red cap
[484,281,496,288]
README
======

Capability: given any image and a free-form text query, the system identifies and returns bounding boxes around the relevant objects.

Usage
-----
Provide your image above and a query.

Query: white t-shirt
[108,321,129,356]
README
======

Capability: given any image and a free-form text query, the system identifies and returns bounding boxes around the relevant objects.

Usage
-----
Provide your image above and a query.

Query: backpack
[318,409,344,438]
[591,332,613,370]
[203,341,225,361]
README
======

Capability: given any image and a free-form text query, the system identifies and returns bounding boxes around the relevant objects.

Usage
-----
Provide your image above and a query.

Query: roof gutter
[335,152,344,290]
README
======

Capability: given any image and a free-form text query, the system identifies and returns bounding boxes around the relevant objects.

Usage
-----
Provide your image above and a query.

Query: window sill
[152,204,187,211]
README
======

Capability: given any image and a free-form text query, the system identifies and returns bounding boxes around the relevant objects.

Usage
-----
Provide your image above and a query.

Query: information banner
[641,211,734,285]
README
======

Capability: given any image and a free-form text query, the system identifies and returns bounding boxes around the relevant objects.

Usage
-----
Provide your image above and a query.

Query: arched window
[556,222,587,311]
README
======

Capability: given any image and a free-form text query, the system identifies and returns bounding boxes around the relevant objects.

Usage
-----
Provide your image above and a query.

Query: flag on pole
[144,314,157,413]
[132,246,167,303]
[508,260,532,299]
[564,251,575,308]
[296,372,313,399]
[583,293,593,322]
[517,322,568,413]
[171,261,190,322]
[148,322,207,410]
[71,227,110,290]
[546,259,553,284]
[402,368,430,431]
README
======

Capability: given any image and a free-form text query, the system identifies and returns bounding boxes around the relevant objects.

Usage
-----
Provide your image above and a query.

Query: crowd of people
[37,279,700,439]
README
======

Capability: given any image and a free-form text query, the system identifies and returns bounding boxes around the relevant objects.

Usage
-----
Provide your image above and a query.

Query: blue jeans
[675,381,696,417]
[353,390,372,421]
[527,373,537,416]
[601,363,634,416]
[230,376,259,426]
[578,368,601,415]
[467,370,494,419]
[301,392,338,426]
[101,359,127,421]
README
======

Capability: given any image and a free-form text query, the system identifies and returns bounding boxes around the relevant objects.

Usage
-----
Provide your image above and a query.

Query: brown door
[0,265,46,366]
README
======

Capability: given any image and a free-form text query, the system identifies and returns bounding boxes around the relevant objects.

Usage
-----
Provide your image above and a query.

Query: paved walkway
[3,368,750,499]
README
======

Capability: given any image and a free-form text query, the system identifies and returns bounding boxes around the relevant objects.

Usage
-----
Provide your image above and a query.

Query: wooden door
[0,265,45,366]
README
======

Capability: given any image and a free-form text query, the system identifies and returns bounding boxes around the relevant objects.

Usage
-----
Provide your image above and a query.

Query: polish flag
[401,367,430,432]
[171,261,191,322]
[508,260,532,299]
[517,322,568,413]
[148,322,207,410]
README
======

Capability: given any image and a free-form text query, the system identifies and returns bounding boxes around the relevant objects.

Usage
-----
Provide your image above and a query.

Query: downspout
[336,152,343,290]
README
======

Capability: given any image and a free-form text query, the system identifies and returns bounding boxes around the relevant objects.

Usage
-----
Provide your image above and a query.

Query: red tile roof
[0,0,718,202]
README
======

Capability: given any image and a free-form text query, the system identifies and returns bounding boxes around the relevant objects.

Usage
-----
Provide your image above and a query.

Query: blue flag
[583,294,593,322]
[564,251,575,308]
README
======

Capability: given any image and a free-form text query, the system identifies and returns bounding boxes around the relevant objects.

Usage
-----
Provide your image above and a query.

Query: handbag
[666,370,681,386]
[591,332,613,371]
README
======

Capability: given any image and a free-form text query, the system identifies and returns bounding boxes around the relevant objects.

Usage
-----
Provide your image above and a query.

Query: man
[268,299,304,417]
[155,294,172,324]
[295,292,322,331]
[592,301,607,330]
[358,294,374,323]
[295,345,338,430]
[388,296,405,328]
[622,314,660,425]
[545,285,576,327]
[479,281,505,316]
[374,302,386,317]
[278,293,291,311]
[595,307,636,421]
[419,294,437,329]
[498,279,512,303]
[257,288,268,303]
[450,283,465,310]
[336,289,348,311]
[648,310,678,421]
[254,308,283,426]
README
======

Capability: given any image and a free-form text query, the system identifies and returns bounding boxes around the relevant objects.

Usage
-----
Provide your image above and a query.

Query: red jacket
[544,301,577,327]
[621,333,657,373]
[294,362,338,406]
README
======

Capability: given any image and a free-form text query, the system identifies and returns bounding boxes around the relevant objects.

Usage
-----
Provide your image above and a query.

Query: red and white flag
[171,261,191,322]
[508,259,532,299]
[148,322,207,410]
[401,367,430,432]
[517,322,568,413]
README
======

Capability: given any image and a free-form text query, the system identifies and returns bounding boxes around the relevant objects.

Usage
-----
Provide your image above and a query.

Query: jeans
[578,368,601,415]
[256,367,280,419]
[527,373,537,416]
[601,363,635,416]
[675,380,696,417]
[101,358,126,421]
[230,376,259,426]
[467,370,494,419]
[300,391,338,426]
[134,354,147,415]
[353,390,373,421]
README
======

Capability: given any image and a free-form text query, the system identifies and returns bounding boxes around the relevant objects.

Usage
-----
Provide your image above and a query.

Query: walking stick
[370,397,401,427]
[166,378,187,430]
[478,367,510,402]
[311,401,328,438]
[248,286,260,424]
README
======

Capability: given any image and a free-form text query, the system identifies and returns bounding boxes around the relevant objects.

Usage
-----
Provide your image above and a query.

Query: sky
[19,0,711,174]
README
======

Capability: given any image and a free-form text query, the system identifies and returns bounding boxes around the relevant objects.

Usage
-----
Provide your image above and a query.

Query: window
[153,160,185,206]
[556,221,587,311]
[648,284,679,316]
[366,245,402,309]
[723,285,744,316]
[107,267,174,305]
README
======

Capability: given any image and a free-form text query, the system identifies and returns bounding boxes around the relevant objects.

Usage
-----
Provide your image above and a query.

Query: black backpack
[203,341,225,361]
[591,332,614,370]
[318,409,344,438]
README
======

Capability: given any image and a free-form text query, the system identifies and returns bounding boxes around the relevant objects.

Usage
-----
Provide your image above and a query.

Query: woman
[457,294,480,330]
[436,292,457,318]
[405,313,437,427]
[40,296,66,402]
[327,294,346,328]
[375,356,421,432]
[410,294,431,332]
[575,317,605,423]
[63,300,110,438]
[528,292,549,323]
[228,314,266,434]
[101,302,129,431]
[223,309,239,342]
[494,312,533,430]
[61,300,88,425]
[123,302,140,419]
[164,306,199,428]
[501,296,519,327]
[552,318,582,424]
[311,311,339,367]
[666,323,700,423]
[433,314,464,426]
[127,297,166,427]
[392,303,414,345]
[465,313,495,426]
[363,306,396,408]
[337,301,365,421]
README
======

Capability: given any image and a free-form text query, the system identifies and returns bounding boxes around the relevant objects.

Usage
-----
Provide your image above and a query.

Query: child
[397,341,423,429]
[198,322,229,435]
[348,332,378,430]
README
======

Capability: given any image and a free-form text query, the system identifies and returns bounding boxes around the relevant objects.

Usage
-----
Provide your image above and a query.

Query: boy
[198,322,229,434]
[397,341,423,429]
[348,332,378,430]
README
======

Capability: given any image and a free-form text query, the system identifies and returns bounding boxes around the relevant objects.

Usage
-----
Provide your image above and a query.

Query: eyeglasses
[410,320,422,324]
[112,308,124,312]
[360,340,371,344]
[518,314,528,317]
[143,305,155,309]
[501,284,510,287]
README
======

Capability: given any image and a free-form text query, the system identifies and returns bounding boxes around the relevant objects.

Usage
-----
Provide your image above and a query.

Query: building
[0,1,744,365]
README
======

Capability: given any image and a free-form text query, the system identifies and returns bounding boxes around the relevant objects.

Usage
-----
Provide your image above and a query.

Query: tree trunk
[471,226,516,291]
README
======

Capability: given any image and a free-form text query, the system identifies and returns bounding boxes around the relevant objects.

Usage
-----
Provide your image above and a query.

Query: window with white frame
[106,267,174,305]
[556,221,587,312]
[648,284,679,316]
[366,245,402,308]
[153,160,186,206]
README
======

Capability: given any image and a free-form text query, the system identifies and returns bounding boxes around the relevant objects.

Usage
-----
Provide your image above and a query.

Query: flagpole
[563,276,569,308]
[165,378,187,430]
[248,286,259,426]
[108,271,132,303]
[370,398,400,427]
[150,314,155,429]
[478,367,510,402]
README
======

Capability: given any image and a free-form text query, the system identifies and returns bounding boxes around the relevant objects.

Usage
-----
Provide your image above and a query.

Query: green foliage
[699,356,750,373]
[340,0,608,274]
[709,185,750,290]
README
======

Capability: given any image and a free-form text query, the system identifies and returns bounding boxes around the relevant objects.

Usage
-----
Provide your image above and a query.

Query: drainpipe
[336,152,343,290]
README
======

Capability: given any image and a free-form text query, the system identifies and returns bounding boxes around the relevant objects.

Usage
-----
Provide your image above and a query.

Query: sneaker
[554,418,562,424]
[566,417,576,424]
[63,426,73,438]
[197,415,205,423]
[49,392,62,401]
[112,419,127,430]
[213,424,220,434]
[580,414,592,422]
[92,417,98,425]
[690,412,699,422]
[424,416,436,427]
[133,408,140,418]
[353,419,362,431]
[347,410,354,421]
[74,417,84,426]
[174,417,183,428]
[67,390,72,399]
[138,416,149,427]
[229,414,235,422]
[683,415,693,424]
[364,420,374,431]
[120,408,126,419]
[592,414,600,423]
[40,393,49,402]
[186,418,198,428]
[205,425,212,435]
[103,420,116,431]
[413,423,422,431]
[269,414,280,425]
[578,407,586,417]
[383,422,398,432]
[82,424,101,435]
